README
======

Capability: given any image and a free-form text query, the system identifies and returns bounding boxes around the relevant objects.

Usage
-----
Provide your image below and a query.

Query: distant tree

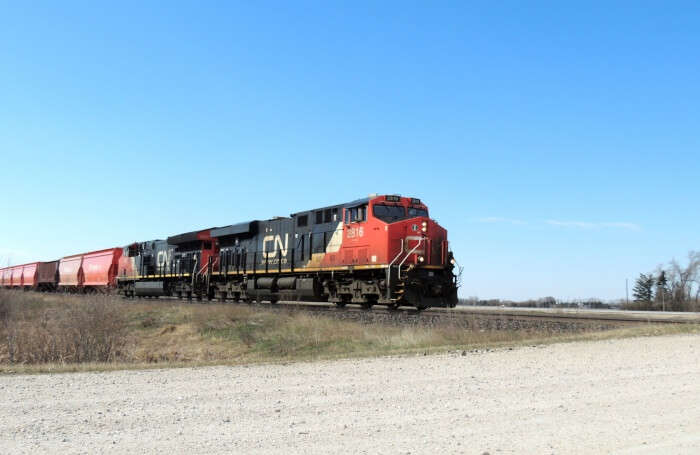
[538,296,557,307]
[657,270,667,286]
[666,251,700,311]
[655,270,668,310]
[462,296,479,306]
[632,273,655,305]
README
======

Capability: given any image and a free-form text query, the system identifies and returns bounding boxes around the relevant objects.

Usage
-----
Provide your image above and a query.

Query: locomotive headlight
[418,256,425,263]
[450,258,456,265]
[421,221,427,232]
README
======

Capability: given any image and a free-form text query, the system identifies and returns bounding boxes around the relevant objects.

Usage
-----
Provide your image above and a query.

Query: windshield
[407,207,429,218]
[373,204,406,223]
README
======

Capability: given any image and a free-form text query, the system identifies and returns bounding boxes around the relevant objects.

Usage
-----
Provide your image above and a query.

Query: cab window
[347,205,367,222]
[373,204,406,223]
[407,207,429,218]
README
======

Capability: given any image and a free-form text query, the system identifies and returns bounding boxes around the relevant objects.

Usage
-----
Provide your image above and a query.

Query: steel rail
[125,295,699,325]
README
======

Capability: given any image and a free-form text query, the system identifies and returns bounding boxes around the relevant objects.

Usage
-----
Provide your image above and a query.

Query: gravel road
[1,334,699,454]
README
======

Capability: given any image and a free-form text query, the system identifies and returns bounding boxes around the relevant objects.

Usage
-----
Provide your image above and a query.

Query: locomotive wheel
[361,296,378,310]
[269,296,279,304]
[336,294,351,308]
[387,303,399,311]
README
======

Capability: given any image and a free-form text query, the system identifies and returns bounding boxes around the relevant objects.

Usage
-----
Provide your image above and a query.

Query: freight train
[1,195,459,309]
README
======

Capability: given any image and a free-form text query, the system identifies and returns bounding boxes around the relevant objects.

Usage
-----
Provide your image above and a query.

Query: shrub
[0,290,127,364]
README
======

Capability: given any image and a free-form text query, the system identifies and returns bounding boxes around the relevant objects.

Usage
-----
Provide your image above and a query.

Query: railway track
[447,305,700,325]
[264,301,700,327]
[134,295,700,327]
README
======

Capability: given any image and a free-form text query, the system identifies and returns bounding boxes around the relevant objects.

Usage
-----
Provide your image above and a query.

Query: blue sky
[1,1,698,300]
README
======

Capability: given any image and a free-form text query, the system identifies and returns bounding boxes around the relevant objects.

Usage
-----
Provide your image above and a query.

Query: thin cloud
[599,222,641,230]
[475,217,641,231]
[546,220,596,229]
[476,217,527,225]
[546,220,641,231]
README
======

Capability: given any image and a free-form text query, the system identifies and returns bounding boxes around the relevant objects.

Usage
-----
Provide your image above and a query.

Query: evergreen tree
[657,271,668,294]
[656,270,669,308]
[632,273,655,303]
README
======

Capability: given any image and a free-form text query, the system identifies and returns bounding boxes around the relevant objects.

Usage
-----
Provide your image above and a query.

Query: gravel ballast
[1,334,699,454]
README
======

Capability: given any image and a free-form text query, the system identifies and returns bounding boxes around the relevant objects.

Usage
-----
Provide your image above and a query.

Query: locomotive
[116,195,459,309]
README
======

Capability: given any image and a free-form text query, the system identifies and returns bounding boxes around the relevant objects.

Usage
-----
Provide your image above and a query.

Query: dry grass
[1,290,697,374]
[0,291,126,364]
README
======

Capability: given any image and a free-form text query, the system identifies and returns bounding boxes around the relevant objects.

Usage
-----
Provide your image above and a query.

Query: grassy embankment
[1,290,697,374]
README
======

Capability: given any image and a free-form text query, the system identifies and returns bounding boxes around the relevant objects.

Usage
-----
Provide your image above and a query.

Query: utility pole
[659,271,667,312]
[625,278,629,306]
[657,280,666,312]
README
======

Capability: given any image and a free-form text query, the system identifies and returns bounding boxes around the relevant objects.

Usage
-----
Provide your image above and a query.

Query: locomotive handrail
[195,255,219,277]
[398,236,424,278]
[386,239,405,300]
[191,257,198,288]
[385,236,425,301]
[452,256,464,288]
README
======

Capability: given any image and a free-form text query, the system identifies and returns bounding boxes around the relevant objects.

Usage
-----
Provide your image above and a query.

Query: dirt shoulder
[2,334,699,454]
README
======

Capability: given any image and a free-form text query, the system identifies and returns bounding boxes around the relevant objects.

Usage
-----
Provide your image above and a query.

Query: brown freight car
[37,261,59,291]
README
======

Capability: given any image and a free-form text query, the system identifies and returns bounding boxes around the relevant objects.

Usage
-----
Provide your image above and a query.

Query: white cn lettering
[262,234,289,259]
[157,251,171,266]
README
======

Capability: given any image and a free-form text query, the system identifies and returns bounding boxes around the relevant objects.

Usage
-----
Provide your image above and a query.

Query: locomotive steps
[1,290,698,374]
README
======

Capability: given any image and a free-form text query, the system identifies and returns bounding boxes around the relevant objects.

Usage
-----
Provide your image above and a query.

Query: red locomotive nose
[395,218,449,267]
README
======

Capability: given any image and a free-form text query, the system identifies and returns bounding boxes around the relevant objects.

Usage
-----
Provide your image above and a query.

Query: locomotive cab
[340,195,458,308]
[361,195,452,268]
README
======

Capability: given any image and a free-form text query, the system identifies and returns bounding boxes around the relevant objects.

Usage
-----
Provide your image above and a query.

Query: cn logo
[262,234,289,258]
[157,250,172,267]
